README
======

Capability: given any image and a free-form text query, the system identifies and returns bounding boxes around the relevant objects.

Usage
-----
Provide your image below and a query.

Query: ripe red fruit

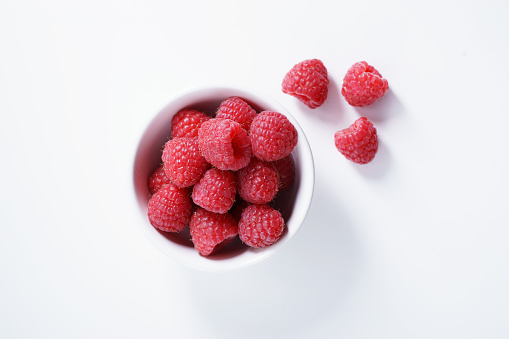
[215,96,258,132]
[147,165,171,195]
[147,183,192,232]
[171,109,211,139]
[272,154,295,192]
[237,158,279,204]
[334,117,378,164]
[282,59,329,109]
[238,204,285,248]
[189,208,238,256]
[341,61,389,107]
[192,168,237,214]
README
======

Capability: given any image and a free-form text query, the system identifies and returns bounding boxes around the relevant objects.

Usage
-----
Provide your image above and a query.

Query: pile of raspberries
[147,97,298,256]
[282,59,388,165]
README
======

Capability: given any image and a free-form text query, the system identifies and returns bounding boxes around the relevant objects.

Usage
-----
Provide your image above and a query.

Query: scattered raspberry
[334,117,378,164]
[215,97,258,132]
[189,208,238,256]
[192,168,236,214]
[198,118,252,171]
[162,137,211,188]
[238,204,284,248]
[147,183,192,232]
[249,111,298,162]
[237,158,279,204]
[341,61,389,107]
[272,154,295,191]
[148,165,171,195]
[282,59,329,109]
[171,109,211,139]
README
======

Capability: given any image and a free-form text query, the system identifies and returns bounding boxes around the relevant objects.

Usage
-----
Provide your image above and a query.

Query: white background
[1,0,508,338]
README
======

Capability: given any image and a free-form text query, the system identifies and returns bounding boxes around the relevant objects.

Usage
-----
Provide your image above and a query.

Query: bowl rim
[131,84,315,272]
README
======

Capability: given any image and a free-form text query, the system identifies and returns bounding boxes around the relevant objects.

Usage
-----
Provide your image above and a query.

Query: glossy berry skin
[272,154,295,192]
[171,109,211,139]
[162,137,211,188]
[238,204,284,248]
[148,165,171,195]
[249,111,298,162]
[334,117,378,164]
[282,59,329,109]
[147,183,192,232]
[341,61,389,107]
[237,158,279,204]
[215,96,258,132]
[189,208,238,256]
[198,118,252,171]
[192,168,236,214]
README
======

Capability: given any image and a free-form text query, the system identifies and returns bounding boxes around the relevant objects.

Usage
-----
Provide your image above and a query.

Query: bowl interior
[132,86,314,271]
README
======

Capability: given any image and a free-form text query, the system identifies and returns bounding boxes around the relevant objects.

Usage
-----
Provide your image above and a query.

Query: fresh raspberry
[215,97,258,132]
[162,137,211,188]
[237,158,279,204]
[282,59,329,109]
[249,111,298,162]
[192,168,236,214]
[334,117,378,164]
[189,208,238,256]
[147,183,192,232]
[341,61,389,107]
[272,154,295,192]
[238,204,284,248]
[171,109,211,139]
[198,118,252,171]
[147,165,171,195]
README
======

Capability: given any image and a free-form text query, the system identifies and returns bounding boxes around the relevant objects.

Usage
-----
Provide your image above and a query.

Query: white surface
[1,0,508,338]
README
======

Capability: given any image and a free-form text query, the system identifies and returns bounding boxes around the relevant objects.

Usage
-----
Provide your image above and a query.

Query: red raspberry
[147,165,171,195]
[341,61,389,107]
[249,111,298,162]
[238,204,284,248]
[147,183,192,232]
[282,59,329,109]
[334,117,378,164]
[171,109,211,139]
[272,154,295,192]
[198,118,252,171]
[189,208,238,256]
[162,137,211,188]
[192,168,236,214]
[237,158,279,204]
[215,97,258,132]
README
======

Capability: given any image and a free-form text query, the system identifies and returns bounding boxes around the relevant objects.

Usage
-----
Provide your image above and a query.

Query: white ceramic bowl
[132,85,314,272]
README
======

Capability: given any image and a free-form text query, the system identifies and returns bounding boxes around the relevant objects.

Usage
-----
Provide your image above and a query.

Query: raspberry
[192,168,236,214]
[237,158,279,204]
[148,165,171,195]
[249,111,298,162]
[341,61,389,107]
[334,117,378,164]
[238,204,284,248]
[282,59,329,109]
[147,183,192,232]
[272,154,295,191]
[198,118,252,171]
[215,97,258,132]
[171,109,211,139]
[162,137,211,188]
[189,208,238,256]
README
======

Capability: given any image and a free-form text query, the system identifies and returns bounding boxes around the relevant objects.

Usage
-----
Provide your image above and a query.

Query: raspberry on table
[237,158,279,204]
[189,207,238,256]
[192,168,237,214]
[147,183,193,232]
[238,204,285,248]
[249,111,298,162]
[148,165,171,195]
[334,117,378,164]
[215,97,258,132]
[198,118,252,171]
[282,59,329,109]
[171,109,211,139]
[341,61,389,107]
[272,154,295,192]
[162,137,211,188]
